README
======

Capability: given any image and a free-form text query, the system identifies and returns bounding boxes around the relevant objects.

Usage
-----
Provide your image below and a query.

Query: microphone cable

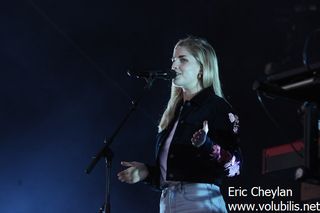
[255,91,304,159]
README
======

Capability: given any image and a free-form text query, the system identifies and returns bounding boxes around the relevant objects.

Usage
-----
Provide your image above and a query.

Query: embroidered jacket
[145,87,241,189]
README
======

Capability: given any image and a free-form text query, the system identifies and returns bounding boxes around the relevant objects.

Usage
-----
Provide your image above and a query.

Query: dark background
[1,0,319,212]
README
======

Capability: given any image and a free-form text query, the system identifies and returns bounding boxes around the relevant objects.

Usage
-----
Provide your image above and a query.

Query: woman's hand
[117,161,149,184]
[191,120,209,148]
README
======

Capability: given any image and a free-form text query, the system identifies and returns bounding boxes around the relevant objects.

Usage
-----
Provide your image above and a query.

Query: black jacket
[145,87,241,189]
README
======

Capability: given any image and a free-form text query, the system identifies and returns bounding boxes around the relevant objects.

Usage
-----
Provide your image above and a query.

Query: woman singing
[118,36,241,213]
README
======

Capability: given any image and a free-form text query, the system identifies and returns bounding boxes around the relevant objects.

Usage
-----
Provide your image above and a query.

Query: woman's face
[171,45,202,91]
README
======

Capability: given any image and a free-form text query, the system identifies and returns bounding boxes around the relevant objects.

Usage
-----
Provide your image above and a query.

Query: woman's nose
[171,62,178,70]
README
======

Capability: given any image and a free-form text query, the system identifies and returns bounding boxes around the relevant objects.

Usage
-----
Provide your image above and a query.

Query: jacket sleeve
[142,164,161,191]
[200,98,242,175]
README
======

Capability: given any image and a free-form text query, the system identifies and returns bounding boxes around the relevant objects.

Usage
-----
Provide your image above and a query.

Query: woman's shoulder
[207,93,233,111]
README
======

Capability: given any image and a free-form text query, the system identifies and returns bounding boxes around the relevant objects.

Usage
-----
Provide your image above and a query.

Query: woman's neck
[182,86,202,101]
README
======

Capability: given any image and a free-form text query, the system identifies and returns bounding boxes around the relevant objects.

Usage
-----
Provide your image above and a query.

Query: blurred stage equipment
[253,61,320,103]
[253,61,320,185]
[262,140,304,174]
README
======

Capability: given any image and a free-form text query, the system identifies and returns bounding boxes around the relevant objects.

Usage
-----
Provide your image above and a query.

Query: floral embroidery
[228,113,239,133]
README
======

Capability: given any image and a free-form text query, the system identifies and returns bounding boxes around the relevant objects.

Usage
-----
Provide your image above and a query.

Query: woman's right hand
[117,161,149,184]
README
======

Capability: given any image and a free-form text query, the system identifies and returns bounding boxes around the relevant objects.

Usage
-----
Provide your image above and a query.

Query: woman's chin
[172,80,183,88]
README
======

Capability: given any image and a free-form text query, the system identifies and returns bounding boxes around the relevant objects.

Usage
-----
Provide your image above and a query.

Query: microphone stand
[85,77,156,213]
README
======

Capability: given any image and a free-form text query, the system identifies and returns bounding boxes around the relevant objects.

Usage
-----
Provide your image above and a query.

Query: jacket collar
[183,86,215,107]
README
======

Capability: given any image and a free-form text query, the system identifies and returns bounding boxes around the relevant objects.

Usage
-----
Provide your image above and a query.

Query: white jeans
[160,183,228,213]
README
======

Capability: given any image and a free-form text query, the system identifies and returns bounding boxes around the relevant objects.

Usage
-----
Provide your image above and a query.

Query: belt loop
[179,181,184,192]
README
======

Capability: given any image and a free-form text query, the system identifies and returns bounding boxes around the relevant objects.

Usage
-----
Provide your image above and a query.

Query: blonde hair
[158,36,223,132]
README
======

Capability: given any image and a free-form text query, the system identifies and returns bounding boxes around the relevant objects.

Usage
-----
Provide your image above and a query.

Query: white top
[159,119,179,185]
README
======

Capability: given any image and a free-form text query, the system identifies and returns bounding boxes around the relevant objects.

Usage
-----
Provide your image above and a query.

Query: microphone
[127,69,176,80]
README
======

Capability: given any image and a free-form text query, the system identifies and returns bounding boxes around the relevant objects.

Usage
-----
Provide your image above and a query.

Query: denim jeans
[160,183,228,213]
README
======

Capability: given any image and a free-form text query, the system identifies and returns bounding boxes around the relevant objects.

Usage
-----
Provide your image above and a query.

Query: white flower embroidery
[228,113,235,123]
[228,113,239,133]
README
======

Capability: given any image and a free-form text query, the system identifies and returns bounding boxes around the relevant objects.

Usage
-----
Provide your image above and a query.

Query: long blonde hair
[158,36,223,132]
